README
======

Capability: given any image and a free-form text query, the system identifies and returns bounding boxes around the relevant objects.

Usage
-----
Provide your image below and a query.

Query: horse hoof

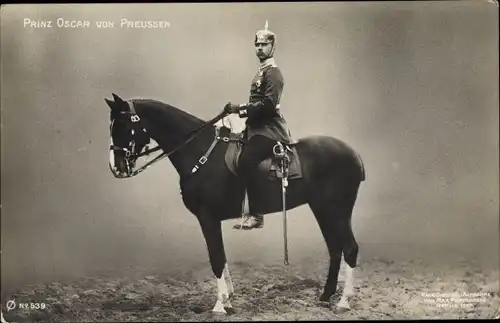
[319,293,331,302]
[335,305,351,313]
[224,307,236,315]
[336,297,351,312]
[212,308,227,315]
[189,305,204,314]
[212,300,227,314]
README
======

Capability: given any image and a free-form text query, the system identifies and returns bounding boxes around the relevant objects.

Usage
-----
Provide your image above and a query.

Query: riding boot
[232,189,264,230]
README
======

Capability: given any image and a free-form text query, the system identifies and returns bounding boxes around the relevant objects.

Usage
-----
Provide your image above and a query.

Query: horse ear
[112,93,124,103]
[105,98,115,110]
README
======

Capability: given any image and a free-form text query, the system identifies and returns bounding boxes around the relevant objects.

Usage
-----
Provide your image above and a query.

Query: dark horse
[105,93,366,314]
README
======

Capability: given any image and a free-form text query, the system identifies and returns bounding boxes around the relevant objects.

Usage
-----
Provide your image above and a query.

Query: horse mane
[131,98,207,126]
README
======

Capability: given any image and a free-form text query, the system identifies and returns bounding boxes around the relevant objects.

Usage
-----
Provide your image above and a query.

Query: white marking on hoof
[217,276,229,300]
[337,295,351,310]
[212,299,227,314]
[223,263,234,296]
[342,264,355,297]
[213,275,230,314]
[337,259,356,310]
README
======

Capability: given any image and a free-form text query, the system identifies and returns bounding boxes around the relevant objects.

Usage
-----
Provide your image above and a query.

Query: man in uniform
[226,21,294,230]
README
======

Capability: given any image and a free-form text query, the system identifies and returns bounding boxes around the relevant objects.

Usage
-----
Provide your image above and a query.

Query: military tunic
[242,58,294,145]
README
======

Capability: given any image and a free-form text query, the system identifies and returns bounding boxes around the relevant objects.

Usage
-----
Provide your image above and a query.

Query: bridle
[109,100,229,178]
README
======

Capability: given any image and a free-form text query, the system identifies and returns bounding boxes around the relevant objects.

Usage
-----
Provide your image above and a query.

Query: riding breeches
[238,134,276,183]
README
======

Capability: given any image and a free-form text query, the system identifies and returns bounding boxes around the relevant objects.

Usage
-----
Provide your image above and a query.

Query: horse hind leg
[335,190,360,311]
[335,202,360,311]
[309,202,343,302]
[309,198,359,309]
[337,254,356,311]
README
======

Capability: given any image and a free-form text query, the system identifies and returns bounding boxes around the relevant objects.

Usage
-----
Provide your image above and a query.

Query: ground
[2,257,499,322]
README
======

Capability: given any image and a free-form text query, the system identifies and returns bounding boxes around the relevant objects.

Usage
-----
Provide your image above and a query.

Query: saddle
[218,126,303,181]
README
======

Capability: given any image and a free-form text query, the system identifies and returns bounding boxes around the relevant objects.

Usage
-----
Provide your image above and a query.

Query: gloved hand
[224,101,243,114]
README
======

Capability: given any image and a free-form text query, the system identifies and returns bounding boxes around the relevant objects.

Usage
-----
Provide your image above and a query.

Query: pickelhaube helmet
[255,20,276,57]
[255,20,275,44]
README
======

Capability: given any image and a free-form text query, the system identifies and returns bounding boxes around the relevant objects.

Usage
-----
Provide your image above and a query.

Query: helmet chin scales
[255,20,276,58]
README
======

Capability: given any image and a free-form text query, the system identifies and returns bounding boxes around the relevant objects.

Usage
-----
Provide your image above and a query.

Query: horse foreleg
[214,263,235,313]
[213,275,231,313]
[223,262,234,297]
[198,213,232,314]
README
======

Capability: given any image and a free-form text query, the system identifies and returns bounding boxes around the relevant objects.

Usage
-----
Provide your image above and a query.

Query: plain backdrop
[1,2,498,292]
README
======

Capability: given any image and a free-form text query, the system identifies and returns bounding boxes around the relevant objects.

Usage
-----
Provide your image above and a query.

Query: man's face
[255,42,273,60]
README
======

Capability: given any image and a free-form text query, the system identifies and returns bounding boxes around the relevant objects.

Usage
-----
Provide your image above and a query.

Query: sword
[282,175,289,266]
[281,158,289,266]
[273,142,289,266]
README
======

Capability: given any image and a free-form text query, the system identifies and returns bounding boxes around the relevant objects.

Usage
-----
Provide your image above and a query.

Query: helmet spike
[255,20,276,58]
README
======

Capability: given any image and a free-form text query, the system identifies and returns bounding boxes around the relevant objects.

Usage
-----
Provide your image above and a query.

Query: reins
[126,106,230,176]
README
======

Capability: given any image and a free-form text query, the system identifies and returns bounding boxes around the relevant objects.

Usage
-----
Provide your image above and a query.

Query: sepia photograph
[1,1,499,321]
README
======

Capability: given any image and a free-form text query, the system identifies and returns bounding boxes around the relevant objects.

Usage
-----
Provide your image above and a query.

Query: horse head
[105,93,151,178]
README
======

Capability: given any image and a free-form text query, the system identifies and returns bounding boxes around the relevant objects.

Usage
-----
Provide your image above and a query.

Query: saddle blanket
[219,126,303,180]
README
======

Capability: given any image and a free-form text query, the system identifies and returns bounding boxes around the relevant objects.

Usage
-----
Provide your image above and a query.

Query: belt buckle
[199,156,208,164]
